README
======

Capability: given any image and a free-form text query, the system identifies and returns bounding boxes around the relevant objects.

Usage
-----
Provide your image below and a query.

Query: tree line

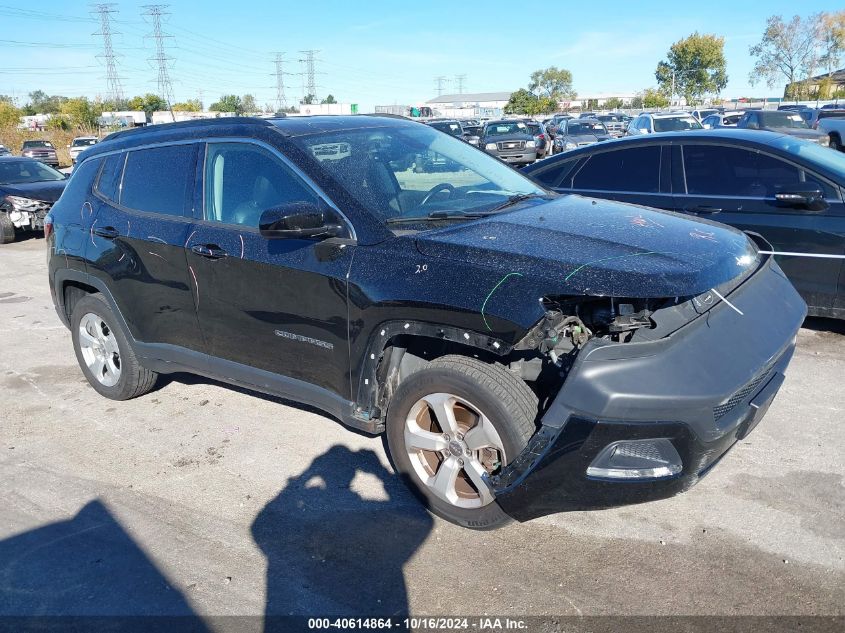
[0,90,343,131]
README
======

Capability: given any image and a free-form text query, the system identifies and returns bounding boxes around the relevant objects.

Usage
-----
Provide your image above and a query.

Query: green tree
[528,66,576,99]
[630,95,644,109]
[209,94,243,113]
[504,88,539,115]
[750,15,820,97]
[241,94,257,113]
[128,94,168,119]
[655,32,728,104]
[640,88,669,108]
[0,100,21,126]
[171,98,202,112]
[23,90,67,115]
[604,97,625,110]
[819,11,845,78]
[321,94,337,104]
[60,97,100,128]
[302,94,317,105]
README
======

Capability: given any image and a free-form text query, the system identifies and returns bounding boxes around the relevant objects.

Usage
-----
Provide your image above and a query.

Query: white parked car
[68,136,98,164]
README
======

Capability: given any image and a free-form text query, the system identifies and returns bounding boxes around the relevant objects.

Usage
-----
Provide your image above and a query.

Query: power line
[434,75,448,97]
[92,4,124,104]
[142,4,175,110]
[455,74,467,94]
[273,52,289,111]
[299,49,319,102]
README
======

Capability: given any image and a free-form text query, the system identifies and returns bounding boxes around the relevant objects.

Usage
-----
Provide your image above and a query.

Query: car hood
[415,195,759,298]
[767,127,825,139]
[485,133,533,143]
[0,180,67,203]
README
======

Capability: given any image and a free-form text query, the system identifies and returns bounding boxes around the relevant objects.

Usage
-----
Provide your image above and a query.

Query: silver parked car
[626,112,703,135]
[701,110,745,128]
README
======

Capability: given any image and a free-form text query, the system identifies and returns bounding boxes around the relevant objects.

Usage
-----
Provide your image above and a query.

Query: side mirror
[259,201,343,240]
[775,187,827,211]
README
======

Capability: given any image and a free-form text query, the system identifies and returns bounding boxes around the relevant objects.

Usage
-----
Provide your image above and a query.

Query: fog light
[586,438,682,480]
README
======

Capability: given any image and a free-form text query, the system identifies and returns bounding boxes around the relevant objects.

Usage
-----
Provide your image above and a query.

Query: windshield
[291,123,545,230]
[0,159,64,184]
[759,111,810,129]
[72,138,97,147]
[429,121,463,136]
[22,140,54,148]
[653,116,702,132]
[597,115,618,122]
[566,121,607,135]
[526,123,540,135]
[697,110,717,119]
[484,121,529,137]
[771,135,845,177]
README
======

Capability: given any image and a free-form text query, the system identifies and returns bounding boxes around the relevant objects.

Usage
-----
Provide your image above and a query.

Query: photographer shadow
[252,445,433,625]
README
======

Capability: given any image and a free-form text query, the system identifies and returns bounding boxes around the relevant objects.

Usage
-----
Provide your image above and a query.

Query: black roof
[82,115,422,160]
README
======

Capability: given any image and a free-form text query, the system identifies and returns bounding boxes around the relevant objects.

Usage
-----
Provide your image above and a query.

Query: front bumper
[493,257,806,521]
[489,150,538,165]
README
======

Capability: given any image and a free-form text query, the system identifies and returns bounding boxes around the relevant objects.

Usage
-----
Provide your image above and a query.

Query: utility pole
[434,76,448,97]
[298,49,319,103]
[454,74,467,94]
[273,52,288,111]
[92,3,124,105]
[143,4,175,116]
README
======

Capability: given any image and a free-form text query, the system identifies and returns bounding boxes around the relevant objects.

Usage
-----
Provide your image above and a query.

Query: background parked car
[524,129,845,319]
[68,136,98,164]
[427,119,480,147]
[626,112,703,135]
[814,110,845,151]
[0,145,10,157]
[553,118,611,153]
[701,110,745,128]
[596,113,625,137]
[0,156,67,243]
[481,119,537,165]
[524,120,550,158]
[737,110,829,146]
[691,108,719,121]
[20,140,59,168]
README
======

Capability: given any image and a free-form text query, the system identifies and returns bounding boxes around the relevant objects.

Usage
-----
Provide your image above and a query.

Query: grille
[713,361,776,421]
[497,140,525,151]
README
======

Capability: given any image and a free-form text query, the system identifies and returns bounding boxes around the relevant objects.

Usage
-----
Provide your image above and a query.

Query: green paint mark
[564,251,667,282]
[481,272,524,332]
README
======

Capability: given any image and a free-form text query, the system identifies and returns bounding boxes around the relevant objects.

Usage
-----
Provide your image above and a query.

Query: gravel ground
[0,236,843,625]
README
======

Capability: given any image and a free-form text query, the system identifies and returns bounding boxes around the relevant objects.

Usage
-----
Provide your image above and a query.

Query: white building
[425,92,512,118]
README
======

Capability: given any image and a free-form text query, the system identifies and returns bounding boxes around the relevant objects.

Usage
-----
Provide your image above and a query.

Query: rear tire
[385,355,537,530]
[0,214,15,244]
[70,293,157,400]
[830,134,843,152]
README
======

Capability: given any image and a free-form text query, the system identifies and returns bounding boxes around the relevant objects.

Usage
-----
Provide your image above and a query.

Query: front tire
[385,355,537,530]
[70,293,158,400]
[0,214,15,244]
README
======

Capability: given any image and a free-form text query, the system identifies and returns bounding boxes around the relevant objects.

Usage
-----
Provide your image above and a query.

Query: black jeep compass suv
[46,116,806,529]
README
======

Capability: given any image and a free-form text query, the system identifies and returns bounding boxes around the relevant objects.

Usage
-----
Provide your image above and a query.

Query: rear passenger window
[572,146,661,192]
[120,145,197,217]
[681,145,833,198]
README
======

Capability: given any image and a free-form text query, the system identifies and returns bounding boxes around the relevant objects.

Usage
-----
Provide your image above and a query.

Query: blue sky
[1,0,841,111]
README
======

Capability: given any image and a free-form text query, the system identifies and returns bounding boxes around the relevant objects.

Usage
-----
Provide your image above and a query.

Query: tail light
[43,214,53,240]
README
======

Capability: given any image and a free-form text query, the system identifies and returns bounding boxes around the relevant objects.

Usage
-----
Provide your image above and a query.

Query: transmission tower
[142,5,175,109]
[454,74,467,94]
[434,76,448,97]
[92,4,123,104]
[273,52,289,110]
[298,49,319,102]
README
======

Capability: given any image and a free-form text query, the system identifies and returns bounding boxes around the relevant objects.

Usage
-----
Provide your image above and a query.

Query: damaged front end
[491,253,806,521]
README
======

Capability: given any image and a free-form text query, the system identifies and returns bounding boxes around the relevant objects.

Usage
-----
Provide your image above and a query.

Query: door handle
[686,205,723,214]
[92,226,119,239]
[191,244,228,259]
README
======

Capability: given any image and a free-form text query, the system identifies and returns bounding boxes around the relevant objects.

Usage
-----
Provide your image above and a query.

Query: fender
[353,319,513,424]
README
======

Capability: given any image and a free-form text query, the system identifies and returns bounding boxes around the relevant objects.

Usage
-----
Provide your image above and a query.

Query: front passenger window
[204,142,319,228]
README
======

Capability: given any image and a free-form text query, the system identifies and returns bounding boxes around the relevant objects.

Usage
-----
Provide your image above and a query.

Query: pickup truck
[814,110,845,151]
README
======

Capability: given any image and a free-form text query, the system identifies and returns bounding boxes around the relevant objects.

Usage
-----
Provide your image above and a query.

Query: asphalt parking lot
[1,236,843,623]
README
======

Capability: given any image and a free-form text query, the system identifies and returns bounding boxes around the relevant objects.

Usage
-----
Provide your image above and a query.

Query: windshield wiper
[385,211,486,225]
[485,193,540,213]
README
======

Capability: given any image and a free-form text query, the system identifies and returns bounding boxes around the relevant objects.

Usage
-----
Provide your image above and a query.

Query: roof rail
[102,116,273,143]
